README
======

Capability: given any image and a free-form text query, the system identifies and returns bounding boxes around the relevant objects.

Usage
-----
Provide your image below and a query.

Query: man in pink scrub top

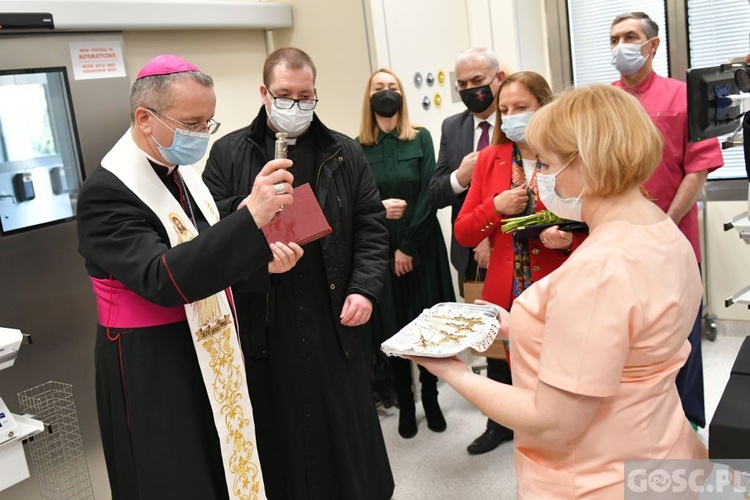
[610,11,723,430]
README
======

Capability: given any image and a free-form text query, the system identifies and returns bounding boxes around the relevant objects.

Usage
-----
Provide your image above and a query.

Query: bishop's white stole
[102,130,265,500]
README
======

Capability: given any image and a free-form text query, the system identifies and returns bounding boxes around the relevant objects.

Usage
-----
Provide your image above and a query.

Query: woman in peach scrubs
[410,84,707,499]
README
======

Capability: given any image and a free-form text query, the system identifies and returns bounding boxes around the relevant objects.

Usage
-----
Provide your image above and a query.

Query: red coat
[454,143,582,310]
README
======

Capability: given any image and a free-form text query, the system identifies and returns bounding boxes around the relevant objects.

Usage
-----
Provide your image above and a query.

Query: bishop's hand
[240,159,294,228]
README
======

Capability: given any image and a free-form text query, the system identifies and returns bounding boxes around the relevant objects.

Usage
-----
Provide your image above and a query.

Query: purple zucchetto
[135,54,200,80]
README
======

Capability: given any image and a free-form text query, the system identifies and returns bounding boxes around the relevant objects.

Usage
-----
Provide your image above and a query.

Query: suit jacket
[428,109,475,275]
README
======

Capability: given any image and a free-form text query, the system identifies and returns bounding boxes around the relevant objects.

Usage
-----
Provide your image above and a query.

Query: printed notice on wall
[69,41,126,80]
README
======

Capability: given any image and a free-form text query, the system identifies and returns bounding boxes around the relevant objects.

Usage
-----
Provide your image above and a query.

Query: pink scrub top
[613,72,723,262]
[509,217,708,499]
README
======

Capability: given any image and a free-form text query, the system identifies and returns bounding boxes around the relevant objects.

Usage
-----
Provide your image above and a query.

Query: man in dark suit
[428,47,513,455]
[430,47,504,283]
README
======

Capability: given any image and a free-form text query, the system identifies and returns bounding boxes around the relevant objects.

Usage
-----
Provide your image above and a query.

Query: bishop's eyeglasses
[147,108,221,135]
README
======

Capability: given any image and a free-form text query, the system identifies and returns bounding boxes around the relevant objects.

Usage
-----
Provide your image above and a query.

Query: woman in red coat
[454,71,585,452]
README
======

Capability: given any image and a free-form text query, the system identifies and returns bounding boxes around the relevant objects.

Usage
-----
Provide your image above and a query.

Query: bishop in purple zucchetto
[135,54,201,80]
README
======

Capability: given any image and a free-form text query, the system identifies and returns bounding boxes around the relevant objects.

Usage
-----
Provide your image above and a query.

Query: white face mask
[611,39,652,76]
[267,102,313,137]
[536,157,584,222]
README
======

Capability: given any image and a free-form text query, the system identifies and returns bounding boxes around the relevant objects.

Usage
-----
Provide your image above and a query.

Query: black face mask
[370,89,402,118]
[459,82,495,114]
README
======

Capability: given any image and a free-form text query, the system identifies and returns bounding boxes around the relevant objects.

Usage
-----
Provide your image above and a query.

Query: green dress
[359,127,455,350]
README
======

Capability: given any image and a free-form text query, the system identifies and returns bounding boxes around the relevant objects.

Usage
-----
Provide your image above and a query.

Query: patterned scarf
[510,145,540,299]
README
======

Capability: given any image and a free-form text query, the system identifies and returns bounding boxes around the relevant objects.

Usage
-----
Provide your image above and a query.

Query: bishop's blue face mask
[149,110,210,166]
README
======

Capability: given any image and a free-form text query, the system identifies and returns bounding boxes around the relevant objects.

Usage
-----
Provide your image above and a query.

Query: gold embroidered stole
[101,130,265,499]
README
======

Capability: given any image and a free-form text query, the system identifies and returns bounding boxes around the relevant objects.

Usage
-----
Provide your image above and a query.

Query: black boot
[397,396,417,438]
[420,366,446,432]
[372,351,397,408]
[390,357,418,438]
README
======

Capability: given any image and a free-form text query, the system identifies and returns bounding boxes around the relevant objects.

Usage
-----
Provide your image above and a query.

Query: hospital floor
[378,320,750,500]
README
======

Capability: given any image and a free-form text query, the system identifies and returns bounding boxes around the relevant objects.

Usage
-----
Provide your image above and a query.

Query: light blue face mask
[149,111,210,166]
[500,111,535,143]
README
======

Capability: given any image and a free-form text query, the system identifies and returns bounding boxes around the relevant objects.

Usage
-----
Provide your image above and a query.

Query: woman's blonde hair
[525,84,663,196]
[492,71,553,145]
[358,68,417,146]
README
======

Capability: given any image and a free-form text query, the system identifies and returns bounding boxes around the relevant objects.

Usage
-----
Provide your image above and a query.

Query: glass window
[687,0,750,180]
[0,67,84,235]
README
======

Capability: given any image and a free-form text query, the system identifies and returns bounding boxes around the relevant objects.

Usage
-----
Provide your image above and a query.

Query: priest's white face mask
[267,104,313,138]
[264,89,315,138]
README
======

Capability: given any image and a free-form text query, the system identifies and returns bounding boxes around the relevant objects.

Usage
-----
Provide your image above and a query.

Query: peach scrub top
[509,218,708,499]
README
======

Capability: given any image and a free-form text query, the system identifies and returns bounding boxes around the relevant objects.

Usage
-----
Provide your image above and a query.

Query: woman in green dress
[358,68,456,438]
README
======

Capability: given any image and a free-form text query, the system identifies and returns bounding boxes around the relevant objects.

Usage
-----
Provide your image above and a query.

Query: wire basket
[17,381,94,500]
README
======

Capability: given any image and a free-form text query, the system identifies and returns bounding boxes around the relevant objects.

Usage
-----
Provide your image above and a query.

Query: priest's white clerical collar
[145,152,176,174]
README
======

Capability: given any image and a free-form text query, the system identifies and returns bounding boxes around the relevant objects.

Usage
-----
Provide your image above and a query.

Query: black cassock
[237,132,394,500]
[77,160,271,500]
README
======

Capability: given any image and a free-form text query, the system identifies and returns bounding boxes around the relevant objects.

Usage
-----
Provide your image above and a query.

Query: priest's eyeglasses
[147,108,221,135]
[267,90,319,111]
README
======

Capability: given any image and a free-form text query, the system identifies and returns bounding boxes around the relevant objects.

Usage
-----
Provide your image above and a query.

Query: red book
[261,183,332,245]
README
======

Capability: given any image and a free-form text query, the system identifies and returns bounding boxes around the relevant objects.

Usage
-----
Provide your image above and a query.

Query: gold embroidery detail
[205,201,219,224]
[173,215,261,496]
[195,314,231,340]
[201,319,262,499]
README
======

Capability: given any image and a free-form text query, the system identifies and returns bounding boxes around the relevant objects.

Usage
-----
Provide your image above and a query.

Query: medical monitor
[687,63,746,143]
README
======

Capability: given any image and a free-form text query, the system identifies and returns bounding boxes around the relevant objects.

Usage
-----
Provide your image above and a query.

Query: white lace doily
[381,302,501,358]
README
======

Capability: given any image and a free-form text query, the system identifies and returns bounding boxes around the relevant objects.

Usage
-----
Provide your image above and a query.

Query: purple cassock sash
[90,277,187,328]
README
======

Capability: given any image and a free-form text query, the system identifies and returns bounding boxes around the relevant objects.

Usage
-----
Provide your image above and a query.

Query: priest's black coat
[203,108,394,500]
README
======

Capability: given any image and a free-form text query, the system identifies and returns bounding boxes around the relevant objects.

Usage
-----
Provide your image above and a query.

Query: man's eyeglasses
[267,90,319,111]
[147,108,221,135]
